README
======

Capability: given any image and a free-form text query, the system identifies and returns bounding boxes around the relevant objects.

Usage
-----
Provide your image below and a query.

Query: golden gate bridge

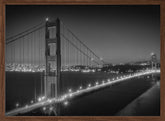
[5,18,160,116]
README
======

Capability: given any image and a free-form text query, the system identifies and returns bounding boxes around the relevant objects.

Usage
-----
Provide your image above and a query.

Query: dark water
[6,72,159,116]
[60,78,159,116]
[6,71,117,112]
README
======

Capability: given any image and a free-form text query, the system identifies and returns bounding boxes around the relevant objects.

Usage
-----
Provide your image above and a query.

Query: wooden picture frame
[0,0,165,121]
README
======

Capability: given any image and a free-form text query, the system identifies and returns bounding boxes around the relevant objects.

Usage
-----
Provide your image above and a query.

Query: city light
[38,97,42,102]
[5,63,45,72]
[69,93,73,97]
[15,103,19,107]
[63,95,67,99]
[38,96,46,102]
[150,52,155,56]
[88,84,91,87]
[79,86,82,89]
[64,101,69,106]
[43,107,46,111]
[48,99,52,103]
[68,89,72,92]
[46,17,49,21]
[41,96,46,100]
[30,100,34,104]
[49,106,53,111]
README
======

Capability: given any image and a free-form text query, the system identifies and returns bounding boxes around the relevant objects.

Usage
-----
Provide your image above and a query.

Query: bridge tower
[150,52,157,70]
[150,53,158,83]
[44,18,61,99]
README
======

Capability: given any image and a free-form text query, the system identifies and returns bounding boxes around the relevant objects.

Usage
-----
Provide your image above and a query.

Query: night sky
[6,5,160,64]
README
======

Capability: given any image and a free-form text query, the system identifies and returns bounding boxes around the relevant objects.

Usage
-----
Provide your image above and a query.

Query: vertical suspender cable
[39,29,42,96]
[13,42,15,66]
[23,35,24,68]
[30,33,32,71]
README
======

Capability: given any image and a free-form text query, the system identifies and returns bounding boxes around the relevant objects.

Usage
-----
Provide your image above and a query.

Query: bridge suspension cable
[62,21,104,63]
[60,20,104,69]
[6,22,45,44]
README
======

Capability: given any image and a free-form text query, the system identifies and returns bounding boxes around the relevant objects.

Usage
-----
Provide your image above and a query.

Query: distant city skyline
[6,5,160,64]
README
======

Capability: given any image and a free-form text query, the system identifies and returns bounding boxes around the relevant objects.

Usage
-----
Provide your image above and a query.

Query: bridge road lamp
[44,18,61,115]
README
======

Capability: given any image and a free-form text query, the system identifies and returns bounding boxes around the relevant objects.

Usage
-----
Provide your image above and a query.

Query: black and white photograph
[5,5,160,116]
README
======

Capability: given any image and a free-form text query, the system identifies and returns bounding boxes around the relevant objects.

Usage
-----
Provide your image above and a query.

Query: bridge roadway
[6,69,160,116]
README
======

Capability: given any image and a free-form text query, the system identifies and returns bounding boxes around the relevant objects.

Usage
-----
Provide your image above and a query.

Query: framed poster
[0,0,165,121]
